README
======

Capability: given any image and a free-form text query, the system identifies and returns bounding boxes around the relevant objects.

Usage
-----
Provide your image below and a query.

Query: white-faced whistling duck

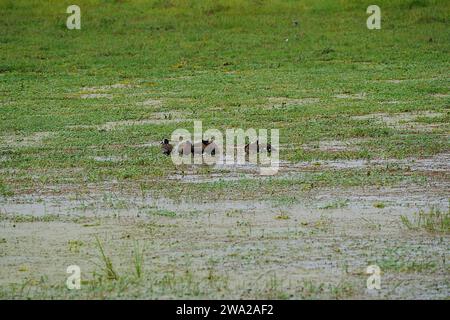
[160,138,173,155]
[245,140,272,154]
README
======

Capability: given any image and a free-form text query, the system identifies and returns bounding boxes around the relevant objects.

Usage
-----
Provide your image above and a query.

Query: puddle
[0,194,274,218]
[407,153,450,172]
[313,184,449,212]
[2,180,448,218]
[127,150,450,193]
[187,152,450,175]
[166,155,266,183]
[287,153,450,173]
[296,153,445,173]
[1,179,448,299]
[164,152,449,183]
[167,173,249,183]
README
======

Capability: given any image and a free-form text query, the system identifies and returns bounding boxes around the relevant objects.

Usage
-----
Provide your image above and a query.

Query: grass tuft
[400,207,449,234]
[94,236,119,281]
[132,240,145,279]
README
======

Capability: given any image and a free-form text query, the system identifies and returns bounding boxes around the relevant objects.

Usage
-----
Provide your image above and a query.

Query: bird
[192,139,216,155]
[178,139,193,156]
[245,140,272,154]
[161,137,219,157]
[202,137,217,156]
[160,138,173,155]
[192,140,206,154]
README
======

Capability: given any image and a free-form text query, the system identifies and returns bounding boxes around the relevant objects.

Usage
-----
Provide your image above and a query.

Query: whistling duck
[161,138,218,156]
[160,138,173,155]
[178,140,193,156]
[191,139,211,154]
[202,138,217,156]
[245,140,272,154]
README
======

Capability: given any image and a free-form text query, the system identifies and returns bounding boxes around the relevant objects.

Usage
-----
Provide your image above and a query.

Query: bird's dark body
[245,140,272,154]
[160,139,173,155]
[161,138,217,156]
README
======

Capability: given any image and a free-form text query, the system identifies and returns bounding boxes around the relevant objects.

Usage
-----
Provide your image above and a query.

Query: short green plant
[68,240,83,253]
[373,202,385,209]
[94,236,119,280]
[400,207,449,234]
[147,209,177,218]
[132,240,145,279]
[319,199,349,210]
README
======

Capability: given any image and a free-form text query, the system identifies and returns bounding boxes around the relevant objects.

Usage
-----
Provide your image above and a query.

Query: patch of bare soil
[90,156,128,163]
[76,83,139,100]
[384,79,404,84]
[0,132,54,148]
[431,93,449,98]
[300,138,369,152]
[139,99,163,107]
[372,78,442,84]
[351,111,447,132]
[81,83,135,92]
[97,117,190,131]
[79,93,114,99]
[334,93,366,100]
[65,111,191,131]
[131,141,162,148]
[264,97,320,109]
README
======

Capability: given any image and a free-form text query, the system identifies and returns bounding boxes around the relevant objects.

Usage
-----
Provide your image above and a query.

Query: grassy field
[0,0,449,299]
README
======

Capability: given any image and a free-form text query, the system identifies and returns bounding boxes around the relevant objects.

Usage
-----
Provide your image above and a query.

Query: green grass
[132,240,145,279]
[319,199,349,209]
[0,212,63,223]
[151,168,426,201]
[67,240,84,253]
[373,201,386,209]
[0,0,448,194]
[0,180,13,197]
[145,208,177,218]
[0,0,448,300]
[400,207,450,234]
[94,236,119,281]
[373,247,441,273]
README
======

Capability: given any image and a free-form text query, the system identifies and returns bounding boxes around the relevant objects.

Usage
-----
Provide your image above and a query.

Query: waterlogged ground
[1,0,449,299]
[0,156,448,299]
